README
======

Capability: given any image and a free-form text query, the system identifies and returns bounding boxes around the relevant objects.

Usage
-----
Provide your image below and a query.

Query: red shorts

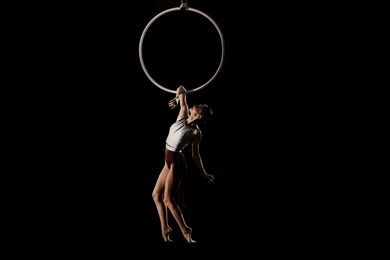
[165,149,187,176]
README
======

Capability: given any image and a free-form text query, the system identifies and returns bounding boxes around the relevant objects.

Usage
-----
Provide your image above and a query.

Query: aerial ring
[139,7,225,94]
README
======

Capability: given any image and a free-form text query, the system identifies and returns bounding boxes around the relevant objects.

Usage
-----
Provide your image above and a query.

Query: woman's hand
[169,86,186,109]
[205,174,215,184]
[177,85,186,95]
[169,97,179,109]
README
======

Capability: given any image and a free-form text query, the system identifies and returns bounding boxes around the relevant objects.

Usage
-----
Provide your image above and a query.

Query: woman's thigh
[164,164,183,201]
[152,164,170,197]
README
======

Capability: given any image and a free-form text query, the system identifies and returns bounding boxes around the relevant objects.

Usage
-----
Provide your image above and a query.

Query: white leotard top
[166,116,197,152]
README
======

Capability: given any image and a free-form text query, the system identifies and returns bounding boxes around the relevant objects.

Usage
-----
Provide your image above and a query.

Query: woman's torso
[166,116,197,152]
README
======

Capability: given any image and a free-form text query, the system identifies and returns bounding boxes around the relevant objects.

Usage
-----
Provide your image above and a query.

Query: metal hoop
[139,7,225,94]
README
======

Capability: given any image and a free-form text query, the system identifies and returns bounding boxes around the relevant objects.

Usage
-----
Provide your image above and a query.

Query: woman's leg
[163,164,196,243]
[152,164,172,242]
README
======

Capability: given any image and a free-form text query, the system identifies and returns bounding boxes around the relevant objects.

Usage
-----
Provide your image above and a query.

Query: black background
[21,0,337,256]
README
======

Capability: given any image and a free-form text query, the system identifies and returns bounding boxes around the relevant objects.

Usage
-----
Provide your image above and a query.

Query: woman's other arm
[192,130,215,184]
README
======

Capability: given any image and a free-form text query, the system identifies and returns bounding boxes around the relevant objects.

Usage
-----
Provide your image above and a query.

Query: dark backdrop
[28,0,331,256]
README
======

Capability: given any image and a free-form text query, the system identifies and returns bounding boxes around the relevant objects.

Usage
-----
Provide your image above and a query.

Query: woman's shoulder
[192,128,202,140]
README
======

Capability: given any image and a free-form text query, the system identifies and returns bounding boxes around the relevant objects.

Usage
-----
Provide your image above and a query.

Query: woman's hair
[200,105,213,126]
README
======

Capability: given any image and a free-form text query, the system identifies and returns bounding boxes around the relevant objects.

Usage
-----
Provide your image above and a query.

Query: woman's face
[189,104,204,118]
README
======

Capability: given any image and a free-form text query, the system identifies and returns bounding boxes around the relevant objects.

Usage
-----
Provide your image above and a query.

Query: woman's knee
[163,196,174,207]
[152,191,163,202]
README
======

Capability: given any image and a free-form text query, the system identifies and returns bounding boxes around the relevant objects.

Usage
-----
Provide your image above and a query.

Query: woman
[152,86,215,243]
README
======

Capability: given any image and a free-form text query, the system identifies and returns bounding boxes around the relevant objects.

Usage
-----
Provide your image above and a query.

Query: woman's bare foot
[183,228,196,244]
[163,227,173,242]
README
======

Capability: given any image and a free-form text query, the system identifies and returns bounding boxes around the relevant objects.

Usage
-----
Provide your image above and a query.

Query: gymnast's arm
[192,130,215,184]
[169,86,189,119]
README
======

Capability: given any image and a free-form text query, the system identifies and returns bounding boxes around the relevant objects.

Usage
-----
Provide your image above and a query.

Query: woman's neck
[185,116,198,126]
